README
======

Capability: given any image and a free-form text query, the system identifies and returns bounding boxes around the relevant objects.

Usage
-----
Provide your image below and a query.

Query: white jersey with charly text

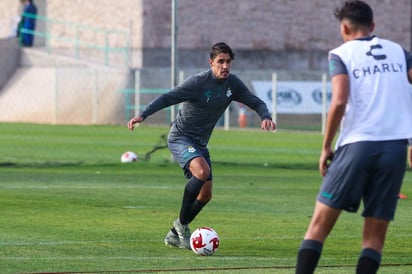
[329,36,412,149]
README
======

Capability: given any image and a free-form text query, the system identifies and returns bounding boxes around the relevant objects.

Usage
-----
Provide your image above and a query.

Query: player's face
[209,53,232,79]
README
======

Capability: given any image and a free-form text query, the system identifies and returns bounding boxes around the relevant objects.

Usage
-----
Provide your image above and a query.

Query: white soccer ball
[190,227,220,256]
[120,151,138,163]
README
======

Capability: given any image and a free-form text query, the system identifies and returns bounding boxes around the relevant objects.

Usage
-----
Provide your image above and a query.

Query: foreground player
[127,42,276,249]
[295,1,412,273]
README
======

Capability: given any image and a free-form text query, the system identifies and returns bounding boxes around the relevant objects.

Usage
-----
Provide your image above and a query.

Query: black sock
[296,239,323,274]
[186,199,207,224]
[356,248,381,274]
[179,176,204,225]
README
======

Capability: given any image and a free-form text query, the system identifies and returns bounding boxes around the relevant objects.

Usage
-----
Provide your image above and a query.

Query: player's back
[331,36,412,146]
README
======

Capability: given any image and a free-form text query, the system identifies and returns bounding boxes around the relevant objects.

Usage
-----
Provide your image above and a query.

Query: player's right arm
[320,53,349,176]
[320,73,348,176]
[127,116,144,130]
[127,75,199,131]
[126,92,184,131]
[126,92,174,131]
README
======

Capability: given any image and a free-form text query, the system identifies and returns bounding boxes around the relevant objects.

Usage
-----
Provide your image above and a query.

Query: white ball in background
[121,151,138,163]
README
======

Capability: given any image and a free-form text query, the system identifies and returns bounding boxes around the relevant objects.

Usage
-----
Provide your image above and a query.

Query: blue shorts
[317,140,407,221]
[168,135,213,180]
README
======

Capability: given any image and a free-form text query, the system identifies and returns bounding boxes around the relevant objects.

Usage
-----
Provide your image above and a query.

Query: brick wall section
[0,0,410,69]
[46,0,142,48]
[156,0,411,51]
[147,0,411,69]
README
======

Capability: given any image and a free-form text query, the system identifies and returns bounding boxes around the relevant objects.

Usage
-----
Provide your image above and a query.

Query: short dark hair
[210,42,235,60]
[334,0,373,28]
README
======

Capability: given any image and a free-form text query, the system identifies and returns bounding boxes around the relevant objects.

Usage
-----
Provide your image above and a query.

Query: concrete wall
[0,0,20,39]
[0,47,134,125]
[0,38,21,90]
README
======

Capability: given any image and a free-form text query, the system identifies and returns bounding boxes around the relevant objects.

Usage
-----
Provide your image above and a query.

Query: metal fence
[121,69,330,132]
[0,66,131,125]
[1,58,330,130]
[9,13,333,132]
[19,12,130,67]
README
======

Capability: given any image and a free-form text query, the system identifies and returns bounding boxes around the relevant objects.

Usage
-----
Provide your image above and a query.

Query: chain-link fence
[0,46,330,166]
[0,66,133,125]
[1,62,330,130]
[124,68,330,132]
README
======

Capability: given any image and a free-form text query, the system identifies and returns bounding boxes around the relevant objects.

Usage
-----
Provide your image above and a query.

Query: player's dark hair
[210,42,235,60]
[334,0,373,28]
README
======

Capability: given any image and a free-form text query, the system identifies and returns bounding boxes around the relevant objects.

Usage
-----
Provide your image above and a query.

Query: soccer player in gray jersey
[127,42,276,249]
[295,1,412,274]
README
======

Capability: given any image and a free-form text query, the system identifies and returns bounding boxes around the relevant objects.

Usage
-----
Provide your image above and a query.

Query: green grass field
[0,123,411,273]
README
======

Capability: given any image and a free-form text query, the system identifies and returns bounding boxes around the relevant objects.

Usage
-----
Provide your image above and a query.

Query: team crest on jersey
[226,89,232,97]
[188,146,196,153]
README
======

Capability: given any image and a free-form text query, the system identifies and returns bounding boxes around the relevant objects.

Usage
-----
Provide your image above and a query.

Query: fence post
[127,20,133,67]
[175,70,184,120]
[271,73,277,123]
[105,32,109,66]
[75,25,80,59]
[224,105,230,131]
[134,69,141,118]
[93,69,99,124]
[45,17,51,54]
[53,67,59,125]
[321,73,327,134]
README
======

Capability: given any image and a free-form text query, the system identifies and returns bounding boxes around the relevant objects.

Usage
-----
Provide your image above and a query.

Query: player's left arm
[404,49,412,166]
[260,119,276,131]
[403,48,412,84]
[408,69,412,84]
[241,97,276,131]
[232,77,276,131]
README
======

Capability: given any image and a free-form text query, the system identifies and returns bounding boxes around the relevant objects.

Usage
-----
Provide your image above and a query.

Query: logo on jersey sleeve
[329,59,338,75]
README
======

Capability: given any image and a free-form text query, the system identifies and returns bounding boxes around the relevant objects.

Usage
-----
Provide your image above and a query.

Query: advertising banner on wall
[252,80,332,114]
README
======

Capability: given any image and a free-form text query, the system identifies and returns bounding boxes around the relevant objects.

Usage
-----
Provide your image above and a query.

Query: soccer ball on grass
[190,227,220,256]
[120,151,138,163]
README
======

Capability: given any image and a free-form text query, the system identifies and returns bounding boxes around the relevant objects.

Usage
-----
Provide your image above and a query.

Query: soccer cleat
[173,218,191,249]
[164,230,181,248]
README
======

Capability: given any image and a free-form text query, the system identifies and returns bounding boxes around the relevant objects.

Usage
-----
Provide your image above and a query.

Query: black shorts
[168,135,212,180]
[317,140,407,221]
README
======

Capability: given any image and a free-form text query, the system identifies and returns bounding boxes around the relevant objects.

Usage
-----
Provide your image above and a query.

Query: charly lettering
[352,63,403,79]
